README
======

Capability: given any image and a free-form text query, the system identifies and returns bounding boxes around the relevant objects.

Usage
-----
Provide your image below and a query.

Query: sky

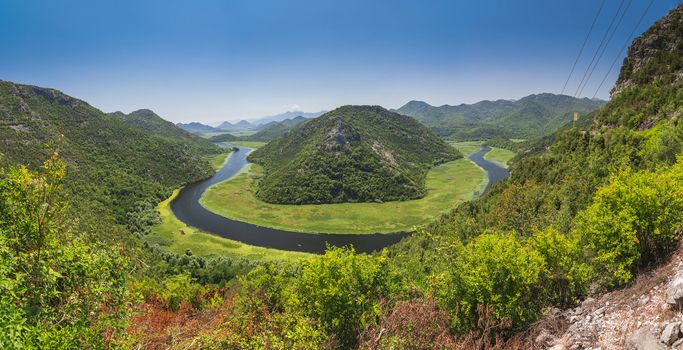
[1,0,680,123]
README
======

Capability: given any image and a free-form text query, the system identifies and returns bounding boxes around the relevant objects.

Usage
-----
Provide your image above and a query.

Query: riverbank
[201,157,487,234]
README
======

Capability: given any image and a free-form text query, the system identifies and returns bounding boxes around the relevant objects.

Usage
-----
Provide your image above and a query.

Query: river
[170,145,508,254]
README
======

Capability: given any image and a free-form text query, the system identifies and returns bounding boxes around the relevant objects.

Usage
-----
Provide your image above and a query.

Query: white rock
[661,322,681,346]
[667,271,683,309]
[626,326,666,350]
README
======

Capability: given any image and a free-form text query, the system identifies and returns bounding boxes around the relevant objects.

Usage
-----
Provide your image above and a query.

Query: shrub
[575,157,683,288]
[293,247,389,349]
[440,233,545,333]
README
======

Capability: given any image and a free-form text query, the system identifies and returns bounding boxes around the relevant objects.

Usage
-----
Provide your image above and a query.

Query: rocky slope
[528,244,683,350]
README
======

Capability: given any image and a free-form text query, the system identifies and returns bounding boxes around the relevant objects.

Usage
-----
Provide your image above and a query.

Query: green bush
[529,227,591,307]
[437,232,545,333]
[575,157,683,288]
[293,247,389,349]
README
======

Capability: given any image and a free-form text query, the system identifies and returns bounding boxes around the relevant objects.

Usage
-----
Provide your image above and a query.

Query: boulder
[661,322,682,346]
[667,271,683,309]
[626,326,665,350]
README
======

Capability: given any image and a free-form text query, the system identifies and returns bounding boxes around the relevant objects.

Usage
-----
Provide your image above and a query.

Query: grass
[145,189,311,261]
[204,152,231,171]
[225,141,267,149]
[484,147,516,169]
[200,158,487,234]
[450,141,484,156]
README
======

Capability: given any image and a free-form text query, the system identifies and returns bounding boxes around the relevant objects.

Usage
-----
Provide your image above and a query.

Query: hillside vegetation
[0,81,224,222]
[396,93,605,139]
[112,109,220,153]
[248,105,461,204]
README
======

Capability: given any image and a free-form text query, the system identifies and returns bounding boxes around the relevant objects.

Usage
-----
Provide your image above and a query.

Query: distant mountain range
[211,116,311,143]
[394,93,606,139]
[178,110,325,135]
[250,110,325,125]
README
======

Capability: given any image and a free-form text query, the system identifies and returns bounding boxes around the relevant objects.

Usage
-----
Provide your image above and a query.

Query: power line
[577,0,634,97]
[592,0,657,99]
[560,0,607,95]
[573,0,627,97]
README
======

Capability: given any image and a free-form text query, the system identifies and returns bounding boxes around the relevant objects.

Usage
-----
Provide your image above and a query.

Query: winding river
[170,145,508,254]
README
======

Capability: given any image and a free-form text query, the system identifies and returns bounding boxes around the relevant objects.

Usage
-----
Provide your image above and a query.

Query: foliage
[0,151,130,349]
[574,159,683,288]
[435,233,545,333]
[293,247,389,349]
[528,227,591,307]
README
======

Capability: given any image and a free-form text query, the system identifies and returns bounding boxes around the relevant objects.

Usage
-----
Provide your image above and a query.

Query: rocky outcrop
[529,246,683,349]
[612,3,683,96]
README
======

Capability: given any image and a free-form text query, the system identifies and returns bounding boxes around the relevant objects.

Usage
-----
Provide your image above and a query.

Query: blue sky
[1,0,680,123]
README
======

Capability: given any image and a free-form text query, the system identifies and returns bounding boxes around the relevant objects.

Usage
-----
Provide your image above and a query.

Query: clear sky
[1,0,680,123]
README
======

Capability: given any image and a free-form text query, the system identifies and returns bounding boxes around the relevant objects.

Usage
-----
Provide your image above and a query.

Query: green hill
[248,105,461,204]
[0,81,221,221]
[395,93,605,139]
[111,109,219,153]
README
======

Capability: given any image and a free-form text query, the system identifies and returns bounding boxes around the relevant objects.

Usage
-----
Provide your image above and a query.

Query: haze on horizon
[1,0,679,123]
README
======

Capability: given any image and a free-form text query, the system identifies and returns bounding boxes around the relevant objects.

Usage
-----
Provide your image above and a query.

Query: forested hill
[0,81,222,221]
[110,109,219,153]
[395,93,605,139]
[248,105,460,204]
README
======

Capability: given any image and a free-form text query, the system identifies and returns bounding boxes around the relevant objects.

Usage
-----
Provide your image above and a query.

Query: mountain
[252,110,325,125]
[177,121,224,134]
[248,105,461,204]
[111,109,218,152]
[243,116,310,142]
[395,93,605,139]
[217,119,253,131]
[0,80,221,221]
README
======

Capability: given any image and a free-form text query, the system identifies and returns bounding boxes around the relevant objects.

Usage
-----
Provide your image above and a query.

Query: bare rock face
[660,322,682,346]
[667,271,683,309]
[626,326,665,350]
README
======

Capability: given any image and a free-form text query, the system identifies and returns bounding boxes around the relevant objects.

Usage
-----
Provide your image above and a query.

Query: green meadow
[200,157,487,234]
[145,189,311,261]
[483,147,516,168]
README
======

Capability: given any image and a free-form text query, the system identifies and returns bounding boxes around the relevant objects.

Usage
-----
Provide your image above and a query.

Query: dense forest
[248,105,461,204]
[0,3,682,349]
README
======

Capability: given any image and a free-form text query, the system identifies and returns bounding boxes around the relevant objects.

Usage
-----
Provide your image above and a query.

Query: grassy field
[204,152,231,171]
[450,141,484,156]
[145,190,311,261]
[225,141,267,149]
[484,147,516,169]
[200,158,487,234]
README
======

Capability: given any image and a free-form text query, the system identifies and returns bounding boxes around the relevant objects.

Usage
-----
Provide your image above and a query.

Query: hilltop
[395,93,605,139]
[112,109,219,153]
[248,105,460,204]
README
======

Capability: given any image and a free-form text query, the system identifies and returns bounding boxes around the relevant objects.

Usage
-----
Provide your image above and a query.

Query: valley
[147,142,510,254]
[2,2,682,349]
